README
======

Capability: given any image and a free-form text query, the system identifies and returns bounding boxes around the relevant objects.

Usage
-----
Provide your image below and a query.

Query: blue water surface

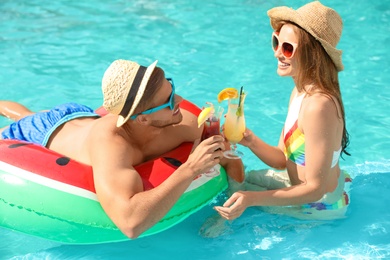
[1,0,389,259]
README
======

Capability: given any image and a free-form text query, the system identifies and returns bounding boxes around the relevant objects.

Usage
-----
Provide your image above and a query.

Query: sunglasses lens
[272,35,279,51]
[169,80,175,110]
[282,42,294,58]
[170,95,175,110]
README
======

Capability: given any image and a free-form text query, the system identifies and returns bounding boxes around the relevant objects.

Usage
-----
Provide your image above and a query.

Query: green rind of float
[0,169,126,244]
[0,168,227,244]
[142,167,228,237]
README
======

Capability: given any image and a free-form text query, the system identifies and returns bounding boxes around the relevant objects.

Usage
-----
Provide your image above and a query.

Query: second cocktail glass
[223,92,246,159]
[201,106,224,141]
[200,105,224,177]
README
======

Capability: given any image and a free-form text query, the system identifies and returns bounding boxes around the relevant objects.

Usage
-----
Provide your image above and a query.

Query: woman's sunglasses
[130,78,176,119]
[272,32,298,59]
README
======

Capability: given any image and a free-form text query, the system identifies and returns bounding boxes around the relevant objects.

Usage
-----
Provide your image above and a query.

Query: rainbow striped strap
[284,121,306,166]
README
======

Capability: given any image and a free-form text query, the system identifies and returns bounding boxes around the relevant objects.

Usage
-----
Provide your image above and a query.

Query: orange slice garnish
[217,88,238,103]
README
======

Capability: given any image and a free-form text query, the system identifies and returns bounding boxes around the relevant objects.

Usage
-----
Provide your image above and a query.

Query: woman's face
[273,24,299,78]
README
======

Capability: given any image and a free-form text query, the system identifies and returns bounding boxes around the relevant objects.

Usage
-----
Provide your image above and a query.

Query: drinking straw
[238,86,243,108]
[236,86,244,116]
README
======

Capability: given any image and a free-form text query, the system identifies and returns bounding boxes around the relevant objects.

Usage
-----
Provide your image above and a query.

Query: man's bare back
[48,108,201,166]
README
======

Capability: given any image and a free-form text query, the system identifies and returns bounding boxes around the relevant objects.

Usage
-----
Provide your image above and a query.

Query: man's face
[149,78,183,128]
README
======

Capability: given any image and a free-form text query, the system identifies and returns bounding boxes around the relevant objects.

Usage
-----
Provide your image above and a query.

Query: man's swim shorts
[1,102,99,147]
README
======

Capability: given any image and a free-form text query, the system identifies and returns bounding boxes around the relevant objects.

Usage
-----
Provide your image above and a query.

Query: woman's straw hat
[102,59,158,127]
[267,1,343,71]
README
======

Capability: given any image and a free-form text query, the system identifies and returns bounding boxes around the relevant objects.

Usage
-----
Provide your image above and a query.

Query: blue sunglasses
[130,78,176,120]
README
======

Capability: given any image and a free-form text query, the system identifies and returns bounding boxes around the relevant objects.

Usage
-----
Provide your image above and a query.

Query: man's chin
[151,112,183,128]
[172,113,183,125]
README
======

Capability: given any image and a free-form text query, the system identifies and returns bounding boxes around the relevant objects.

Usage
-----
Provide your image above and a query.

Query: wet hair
[277,22,350,157]
[133,66,165,115]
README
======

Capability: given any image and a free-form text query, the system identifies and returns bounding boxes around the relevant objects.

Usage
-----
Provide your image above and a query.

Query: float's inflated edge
[0,166,227,244]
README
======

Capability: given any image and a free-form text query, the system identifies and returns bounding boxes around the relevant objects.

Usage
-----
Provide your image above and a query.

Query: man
[0,59,244,239]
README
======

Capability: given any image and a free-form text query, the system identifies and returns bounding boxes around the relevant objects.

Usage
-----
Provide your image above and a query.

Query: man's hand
[185,135,226,177]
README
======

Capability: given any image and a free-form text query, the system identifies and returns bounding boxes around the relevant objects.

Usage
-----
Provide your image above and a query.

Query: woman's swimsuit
[282,93,349,207]
[283,93,341,167]
[1,103,99,147]
[245,168,352,213]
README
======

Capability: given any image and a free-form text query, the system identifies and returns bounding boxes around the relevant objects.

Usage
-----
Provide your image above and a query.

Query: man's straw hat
[267,1,343,71]
[102,59,158,127]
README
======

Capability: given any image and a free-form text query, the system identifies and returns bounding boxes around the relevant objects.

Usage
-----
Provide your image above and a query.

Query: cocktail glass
[200,105,223,177]
[201,106,224,141]
[223,92,246,159]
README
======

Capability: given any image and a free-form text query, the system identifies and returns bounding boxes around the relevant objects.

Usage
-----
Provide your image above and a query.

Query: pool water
[1,0,389,259]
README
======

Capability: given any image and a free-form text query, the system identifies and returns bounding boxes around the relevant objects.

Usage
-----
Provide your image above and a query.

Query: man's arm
[90,131,226,239]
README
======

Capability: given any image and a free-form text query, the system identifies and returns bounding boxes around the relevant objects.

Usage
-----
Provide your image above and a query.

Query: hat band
[119,66,147,118]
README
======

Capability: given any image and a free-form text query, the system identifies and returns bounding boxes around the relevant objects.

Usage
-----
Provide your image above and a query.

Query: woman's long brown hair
[278,22,350,157]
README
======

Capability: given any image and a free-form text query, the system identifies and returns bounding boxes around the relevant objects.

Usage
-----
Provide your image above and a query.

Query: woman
[215,1,350,220]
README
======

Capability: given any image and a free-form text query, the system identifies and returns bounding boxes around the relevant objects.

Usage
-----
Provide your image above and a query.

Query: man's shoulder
[89,115,127,142]
[88,117,138,162]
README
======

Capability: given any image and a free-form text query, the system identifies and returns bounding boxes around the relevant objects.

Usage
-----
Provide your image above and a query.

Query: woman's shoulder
[302,93,340,122]
[306,92,338,109]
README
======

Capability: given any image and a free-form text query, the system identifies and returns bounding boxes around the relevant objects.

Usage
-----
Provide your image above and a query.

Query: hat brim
[267,7,343,71]
[116,60,159,127]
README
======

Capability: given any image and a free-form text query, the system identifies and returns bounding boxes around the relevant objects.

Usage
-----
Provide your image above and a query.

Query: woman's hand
[214,191,250,220]
[238,128,255,148]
